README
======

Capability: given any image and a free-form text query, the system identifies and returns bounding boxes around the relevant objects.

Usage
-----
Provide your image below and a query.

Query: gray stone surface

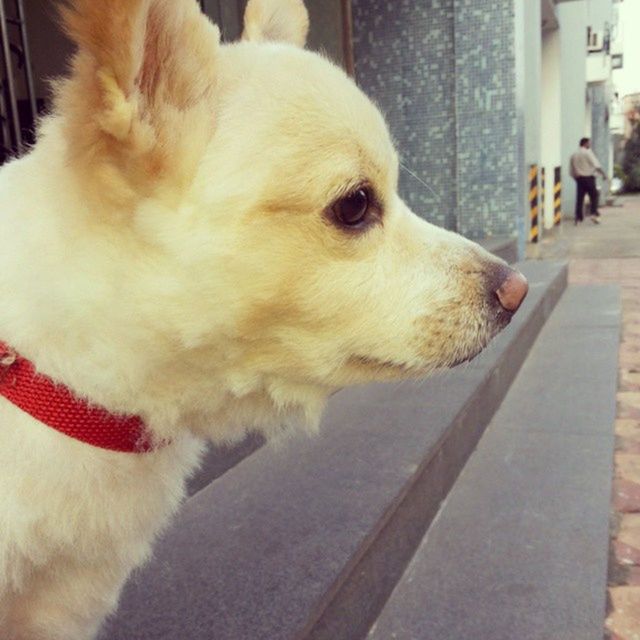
[186,433,264,496]
[478,236,519,264]
[368,284,620,640]
[534,195,640,262]
[98,261,566,640]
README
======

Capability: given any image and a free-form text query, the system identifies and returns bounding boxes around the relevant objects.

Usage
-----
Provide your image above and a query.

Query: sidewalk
[533,194,640,261]
[534,194,640,640]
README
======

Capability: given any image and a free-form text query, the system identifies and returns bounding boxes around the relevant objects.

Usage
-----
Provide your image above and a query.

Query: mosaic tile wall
[351,0,457,230]
[453,0,520,240]
[351,0,523,243]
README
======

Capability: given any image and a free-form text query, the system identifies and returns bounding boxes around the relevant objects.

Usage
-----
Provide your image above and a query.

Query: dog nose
[495,269,528,312]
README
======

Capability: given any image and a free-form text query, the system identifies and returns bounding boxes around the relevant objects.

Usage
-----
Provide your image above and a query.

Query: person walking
[569,137,607,225]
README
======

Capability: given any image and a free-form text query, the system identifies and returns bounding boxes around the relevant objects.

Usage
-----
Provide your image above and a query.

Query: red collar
[0,341,155,453]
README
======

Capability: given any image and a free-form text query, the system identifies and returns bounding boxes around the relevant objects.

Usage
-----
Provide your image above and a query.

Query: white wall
[585,0,614,38]
[524,0,542,168]
[612,0,640,97]
[585,94,593,137]
[522,0,542,240]
[557,0,588,218]
[541,27,561,229]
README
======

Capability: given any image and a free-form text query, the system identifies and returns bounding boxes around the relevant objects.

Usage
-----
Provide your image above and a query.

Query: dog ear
[56,0,220,209]
[242,0,309,47]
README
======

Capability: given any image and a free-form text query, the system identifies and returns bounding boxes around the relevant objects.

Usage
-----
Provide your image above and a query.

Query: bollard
[528,165,539,243]
[553,166,562,226]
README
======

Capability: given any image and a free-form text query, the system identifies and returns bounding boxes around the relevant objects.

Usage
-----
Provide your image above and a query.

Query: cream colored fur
[0,1,520,637]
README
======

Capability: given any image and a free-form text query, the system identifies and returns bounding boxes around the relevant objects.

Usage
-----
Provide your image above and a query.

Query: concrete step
[186,433,265,496]
[367,284,621,640]
[98,260,567,640]
[477,236,519,264]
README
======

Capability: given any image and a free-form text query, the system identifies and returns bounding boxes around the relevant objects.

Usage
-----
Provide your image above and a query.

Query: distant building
[623,94,640,138]
[611,92,640,167]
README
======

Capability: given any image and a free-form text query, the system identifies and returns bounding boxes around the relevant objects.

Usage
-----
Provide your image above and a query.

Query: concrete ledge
[187,433,265,496]
[99,261,568,640]
[299,261,568,640]
[368,284,620,639]
[478,236,519,264]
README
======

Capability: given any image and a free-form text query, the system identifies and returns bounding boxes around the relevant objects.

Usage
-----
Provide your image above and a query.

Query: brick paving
[544,196,640,639]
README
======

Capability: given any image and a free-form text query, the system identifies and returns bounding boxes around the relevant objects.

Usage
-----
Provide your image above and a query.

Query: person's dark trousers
[574,175,599,221]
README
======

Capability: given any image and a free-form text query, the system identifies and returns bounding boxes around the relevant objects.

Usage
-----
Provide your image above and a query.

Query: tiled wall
[351,0,524,245]
[351,1,457,230]
[453,1,521,240]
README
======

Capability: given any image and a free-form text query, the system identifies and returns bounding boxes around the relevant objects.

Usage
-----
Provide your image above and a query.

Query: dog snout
[494,268,528,312]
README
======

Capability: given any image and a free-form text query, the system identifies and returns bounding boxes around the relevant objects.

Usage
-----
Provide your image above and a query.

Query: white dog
[0,0,527,637]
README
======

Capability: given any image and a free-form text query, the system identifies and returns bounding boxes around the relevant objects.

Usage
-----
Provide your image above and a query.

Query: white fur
[0,1,518,637]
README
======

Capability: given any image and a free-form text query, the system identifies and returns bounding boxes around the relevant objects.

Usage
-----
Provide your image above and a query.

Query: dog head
[55,0,527,439]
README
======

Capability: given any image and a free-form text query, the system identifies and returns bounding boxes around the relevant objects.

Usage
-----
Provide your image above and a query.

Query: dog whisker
[399,161,441,203]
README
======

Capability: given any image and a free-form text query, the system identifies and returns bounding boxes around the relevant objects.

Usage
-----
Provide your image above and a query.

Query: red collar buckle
[0,347,17,384]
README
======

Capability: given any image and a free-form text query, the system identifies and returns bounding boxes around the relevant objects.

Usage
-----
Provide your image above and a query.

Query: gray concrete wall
[305,0,345,68]
[22,0,73,103]
[203,0,346,67]
[20,0,347,106]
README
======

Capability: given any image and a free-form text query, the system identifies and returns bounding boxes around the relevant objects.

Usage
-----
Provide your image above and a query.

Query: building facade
[351,0,618,256]
[2,0,619,257]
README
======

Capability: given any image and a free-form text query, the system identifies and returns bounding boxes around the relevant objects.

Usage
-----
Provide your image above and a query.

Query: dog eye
[332,188,371,227]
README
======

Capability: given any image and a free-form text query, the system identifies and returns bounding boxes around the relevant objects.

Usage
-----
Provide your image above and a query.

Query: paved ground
[534,195,640,640]
[531,196,640,261]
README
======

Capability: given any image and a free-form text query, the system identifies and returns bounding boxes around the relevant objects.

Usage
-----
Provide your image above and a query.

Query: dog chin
[448,349,483,368]
[449,308,515,368]
[343,355,425,383]
[345,307,515,379]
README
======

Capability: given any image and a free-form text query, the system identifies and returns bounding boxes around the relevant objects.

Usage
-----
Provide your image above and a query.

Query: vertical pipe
[0,74,11,154]
[340,0,354,77]
[0,0,22,154]
[14,0,38,138]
